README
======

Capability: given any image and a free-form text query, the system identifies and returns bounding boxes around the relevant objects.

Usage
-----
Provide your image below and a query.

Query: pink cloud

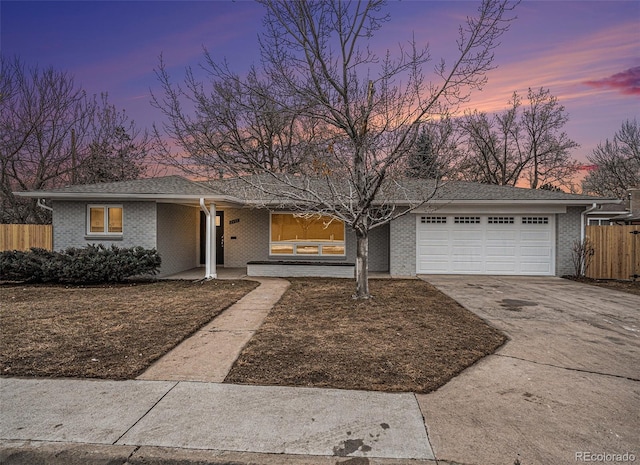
[584,66,640,96]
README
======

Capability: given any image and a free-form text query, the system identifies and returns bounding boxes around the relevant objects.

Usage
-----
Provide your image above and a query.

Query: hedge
[0,245,161,283]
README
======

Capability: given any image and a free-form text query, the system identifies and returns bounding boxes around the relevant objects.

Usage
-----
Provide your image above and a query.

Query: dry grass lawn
[0,280,258,379]
[2,277,507,393]
[225,278,506,393]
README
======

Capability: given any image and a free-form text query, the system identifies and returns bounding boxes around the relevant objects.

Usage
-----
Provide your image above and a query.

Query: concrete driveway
[418,276,639,465]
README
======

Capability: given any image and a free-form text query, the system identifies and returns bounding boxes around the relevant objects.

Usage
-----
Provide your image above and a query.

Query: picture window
[270,212,345,256]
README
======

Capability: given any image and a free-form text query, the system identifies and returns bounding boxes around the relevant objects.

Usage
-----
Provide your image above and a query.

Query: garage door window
[522,217,549,224]
[488,217,515,224]
[454,216,481,224]
[421,216,447,224]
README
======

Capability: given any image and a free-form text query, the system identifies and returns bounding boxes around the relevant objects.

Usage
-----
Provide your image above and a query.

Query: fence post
[631,229,639,281]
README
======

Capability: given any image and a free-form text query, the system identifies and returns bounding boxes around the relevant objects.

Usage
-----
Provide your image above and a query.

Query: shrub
[571,238,595,278]
[0,245,161,283]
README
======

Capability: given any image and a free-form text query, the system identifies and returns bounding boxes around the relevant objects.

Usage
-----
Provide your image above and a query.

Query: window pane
[296,245,319,255]
[108,207,123,233]
[322,245,345,255]
[90,208,105,233]
[271,213,344,242]
[271,244,294,255]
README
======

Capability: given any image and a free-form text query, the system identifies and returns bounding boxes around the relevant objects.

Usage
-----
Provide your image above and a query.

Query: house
[608,188,640,225]
[586,203,629,225]
[16,175,618,278]
[586,188,640,225]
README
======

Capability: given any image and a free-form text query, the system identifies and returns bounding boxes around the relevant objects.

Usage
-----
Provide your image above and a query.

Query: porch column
[200,199,217,279]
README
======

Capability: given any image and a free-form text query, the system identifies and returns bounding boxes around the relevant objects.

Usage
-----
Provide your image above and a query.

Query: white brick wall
[157,203,198,277]
[389,211,416,276]
[556,206,583,276]
[52,201,156,251]
[369,223,390,272]
[222,208,270,267]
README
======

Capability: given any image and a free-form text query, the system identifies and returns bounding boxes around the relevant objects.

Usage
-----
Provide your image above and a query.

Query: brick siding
[556,206,583,277]
[52,201,156,251]
[157,203,198,277]
[389,211,416,276]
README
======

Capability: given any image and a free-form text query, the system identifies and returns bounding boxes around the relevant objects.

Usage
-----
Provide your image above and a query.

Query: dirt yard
[0,280,258,379]
[567,278,640,296]
[225,278,507,393]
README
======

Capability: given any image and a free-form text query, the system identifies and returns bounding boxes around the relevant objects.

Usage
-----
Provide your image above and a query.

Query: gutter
[581,203,598,243]
[37,198,53,212]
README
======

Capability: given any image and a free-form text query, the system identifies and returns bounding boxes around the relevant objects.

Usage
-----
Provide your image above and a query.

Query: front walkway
[138,277,290,383]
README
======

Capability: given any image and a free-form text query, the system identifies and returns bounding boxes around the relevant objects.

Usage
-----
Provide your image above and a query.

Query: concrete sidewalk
[0,378,435,464]
[138,277,290,382]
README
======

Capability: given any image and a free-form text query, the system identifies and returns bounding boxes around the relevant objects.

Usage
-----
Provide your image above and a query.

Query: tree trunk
[354,228,370,299]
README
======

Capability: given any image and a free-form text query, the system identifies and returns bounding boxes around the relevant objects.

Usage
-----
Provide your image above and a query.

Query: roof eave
[14,191,243,205]
[384,198,621,206]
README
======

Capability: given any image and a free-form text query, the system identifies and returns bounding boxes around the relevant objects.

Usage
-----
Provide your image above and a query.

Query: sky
[1,0,639,168]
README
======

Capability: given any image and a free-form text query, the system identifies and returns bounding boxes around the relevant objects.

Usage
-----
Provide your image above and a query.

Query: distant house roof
[15,175,618,207]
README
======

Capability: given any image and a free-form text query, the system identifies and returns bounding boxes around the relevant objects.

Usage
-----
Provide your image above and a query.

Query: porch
[162,267,248,280]
[162,266,396,280]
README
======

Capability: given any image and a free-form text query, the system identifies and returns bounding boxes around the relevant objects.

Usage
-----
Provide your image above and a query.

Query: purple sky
[2,0,639,166]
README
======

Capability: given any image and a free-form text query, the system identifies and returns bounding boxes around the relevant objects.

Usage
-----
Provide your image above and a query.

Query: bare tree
[582,119,640,198]
[154,0,517,299]
[521,87,580,189]
[458,87,579,189]
[458,93,522,185]
[1,56,152,223]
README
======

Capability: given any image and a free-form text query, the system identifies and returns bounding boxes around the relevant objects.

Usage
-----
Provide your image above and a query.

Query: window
[421,216,447,224]
[588,218,610,225]
[522,216,549,225]
[454,216,481,224]
[488,217,515,224]
[270,212,345,256]
[87,205,123,235]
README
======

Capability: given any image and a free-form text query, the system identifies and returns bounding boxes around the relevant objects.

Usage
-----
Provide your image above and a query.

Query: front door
[200,211,224,266]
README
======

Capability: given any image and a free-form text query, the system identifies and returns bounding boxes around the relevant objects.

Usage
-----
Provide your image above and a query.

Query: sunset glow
[2,1,638,166]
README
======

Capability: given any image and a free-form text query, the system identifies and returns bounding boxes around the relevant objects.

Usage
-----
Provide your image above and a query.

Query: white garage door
[416,214,555,275]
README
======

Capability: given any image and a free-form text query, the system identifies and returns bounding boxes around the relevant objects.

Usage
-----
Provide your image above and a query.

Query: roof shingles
[17,175,616,204]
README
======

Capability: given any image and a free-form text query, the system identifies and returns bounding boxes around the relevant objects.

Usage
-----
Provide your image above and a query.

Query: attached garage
[416,214,555,275]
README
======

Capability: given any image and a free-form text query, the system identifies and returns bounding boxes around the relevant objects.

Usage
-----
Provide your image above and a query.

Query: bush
[571,238,595,278]
[0,245,161,283]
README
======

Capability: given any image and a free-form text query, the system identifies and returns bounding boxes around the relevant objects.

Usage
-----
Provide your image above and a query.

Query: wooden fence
[0,224,53,252]
[585,225,640,280]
